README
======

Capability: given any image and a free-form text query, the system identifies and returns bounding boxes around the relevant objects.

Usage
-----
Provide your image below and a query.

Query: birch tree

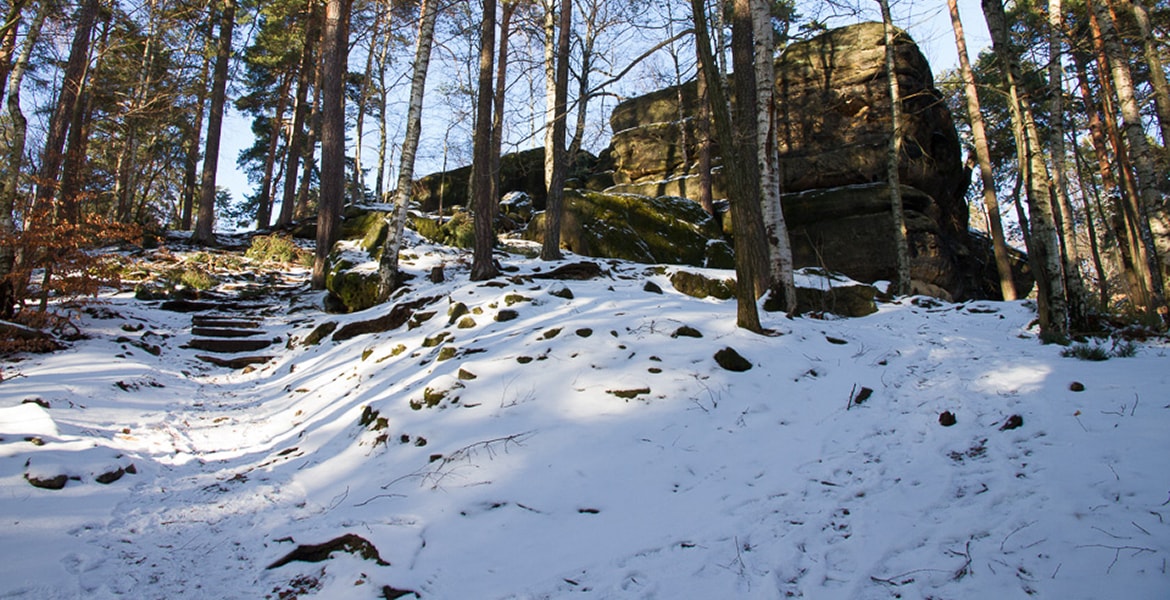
[752,0,796,312]
[982,0,1070,339]
[377,0,439,298]
[1047,0,1092,328]
[1089,0,1169,313]
[877,0,911,297]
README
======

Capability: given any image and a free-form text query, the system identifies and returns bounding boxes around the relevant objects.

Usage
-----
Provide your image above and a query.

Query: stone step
[185,338,274,354]
[196,354,275,369]
[191,326,264,339]
[160,299,268,313]
[191,316,262,329]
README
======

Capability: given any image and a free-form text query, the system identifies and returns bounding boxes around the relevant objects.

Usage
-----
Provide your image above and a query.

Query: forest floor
[1,233,1169,599]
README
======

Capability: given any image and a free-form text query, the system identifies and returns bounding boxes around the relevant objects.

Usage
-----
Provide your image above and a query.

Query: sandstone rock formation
[606,22,1029,300]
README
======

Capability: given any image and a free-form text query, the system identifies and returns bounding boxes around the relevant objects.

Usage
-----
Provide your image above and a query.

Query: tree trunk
[296,5,328,223]
[193,0,236,246]
[695,49,714,216]
[491,1,515,226]
[277,0,320,227]
[877,0,912,297]
[0,0,46,318]
[1079,22,1159,312]
[312,0,352,289]
[377,0,438,297]
[541,0,556,192]
[1071,45,1148,308]
[373,19,391,200]
[1071,133,1112,307]
[1125,0,1170,147]
[540,0,571,261]
[352,7,383,204]
[0,0,29,110]
[179,40,211,230]
[32,0,100,219]
[983,0,1069,340]
[1090,0,1169,315]
[568,3,596,160]
[256,73,291,230]
[752,0,796,312]
[470,0,499,281]
[1047,0,1092,331]
[691,0,762,331]
[948,0,1016,300]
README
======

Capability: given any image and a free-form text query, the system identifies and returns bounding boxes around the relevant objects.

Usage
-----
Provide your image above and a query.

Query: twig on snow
[1075,544,1158,574]
[352,493,406,507]
[946,538,974,580]
[1091,526,1131,540]
[379,431,535,492]
[1000,521,1036,553]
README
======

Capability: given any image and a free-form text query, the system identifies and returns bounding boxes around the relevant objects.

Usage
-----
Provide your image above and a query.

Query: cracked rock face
[607,22,1030,301]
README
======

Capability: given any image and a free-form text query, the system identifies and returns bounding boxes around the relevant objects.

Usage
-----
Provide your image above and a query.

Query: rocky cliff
[605,22,1023,300]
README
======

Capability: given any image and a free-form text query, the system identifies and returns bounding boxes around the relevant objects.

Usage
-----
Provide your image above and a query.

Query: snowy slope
[2,240,1168,599]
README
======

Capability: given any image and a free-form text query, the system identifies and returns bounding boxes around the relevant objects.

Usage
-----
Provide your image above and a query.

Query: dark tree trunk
[312,0,352,288]
[691,0,763,331]
[32,0,100,220]
[277,0,320,227]
[180,18,213,231]
[193,0,237,246]
[470,0,499,281]
[540,0,571,261]
[256,73,291,230]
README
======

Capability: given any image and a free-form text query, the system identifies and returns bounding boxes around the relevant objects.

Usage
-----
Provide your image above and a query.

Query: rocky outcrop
[409,148,609,213]
[521,190,732,268]
[605,22,1025,300]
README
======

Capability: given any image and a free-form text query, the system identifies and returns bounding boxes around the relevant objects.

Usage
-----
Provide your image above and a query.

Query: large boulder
[605,22,1024,300]
[410,148,607,213]
[522,190,732,268]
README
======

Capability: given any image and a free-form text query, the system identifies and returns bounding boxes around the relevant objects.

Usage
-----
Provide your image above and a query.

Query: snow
[2,241,1169,599]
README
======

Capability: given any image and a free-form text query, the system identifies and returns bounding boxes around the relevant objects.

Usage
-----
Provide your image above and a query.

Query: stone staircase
[162,273,307,371]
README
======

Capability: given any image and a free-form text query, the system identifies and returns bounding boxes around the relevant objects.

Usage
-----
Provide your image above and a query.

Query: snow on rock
[1,242,1168,599]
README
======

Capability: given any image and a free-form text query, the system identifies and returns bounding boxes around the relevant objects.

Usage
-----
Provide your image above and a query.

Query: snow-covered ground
[2,240,1168,599]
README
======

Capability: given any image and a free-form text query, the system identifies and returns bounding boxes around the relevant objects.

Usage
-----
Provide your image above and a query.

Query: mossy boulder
[340,204,394,244]
[324,251,381,313]
[411,148,599,212]
[410,209,476,249]
[669,271,735,300]
[523,190,723,267]
[794,282,878,317]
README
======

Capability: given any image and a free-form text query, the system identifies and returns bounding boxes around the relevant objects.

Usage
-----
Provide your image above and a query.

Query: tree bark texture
[377,0,438,298]
[312,0,352,288]
[982,0,1069,339]
[540,0,571,261]
[32,0,100,221]
[878,0,912,297]
[1090,0,1168,315]
[470,0,499,281]
[752,0,796,312]
[1047,0,1092,330]
[948,0,1016,300]
[691,0,762,331]
[193,0,236,245]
